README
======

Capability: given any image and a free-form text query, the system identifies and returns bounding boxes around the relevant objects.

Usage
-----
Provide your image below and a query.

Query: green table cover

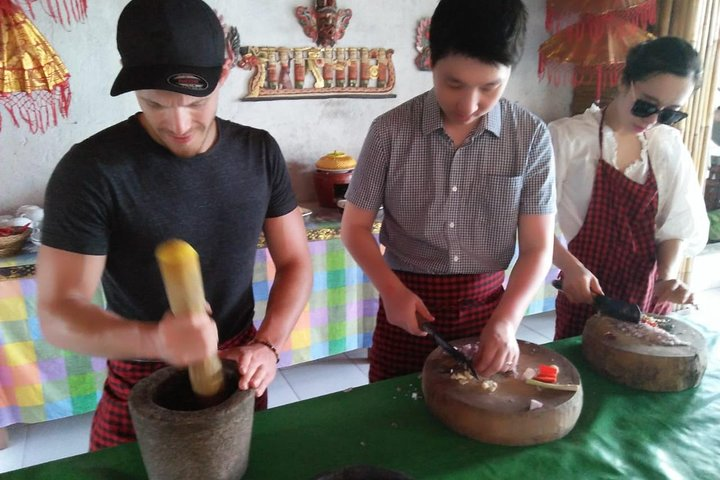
[2,310,718,480]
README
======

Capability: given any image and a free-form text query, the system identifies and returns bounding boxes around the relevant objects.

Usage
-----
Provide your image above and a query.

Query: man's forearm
[39,299,160,359]
[341,227,403,298]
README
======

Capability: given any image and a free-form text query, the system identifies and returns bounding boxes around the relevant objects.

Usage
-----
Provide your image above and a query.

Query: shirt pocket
[467,174,523,263]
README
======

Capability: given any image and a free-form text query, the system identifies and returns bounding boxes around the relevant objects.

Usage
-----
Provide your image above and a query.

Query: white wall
[0,0,571,212]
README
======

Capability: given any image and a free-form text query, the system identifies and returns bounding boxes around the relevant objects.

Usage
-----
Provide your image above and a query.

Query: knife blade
[421,322,479,379]
[552,279,641,324]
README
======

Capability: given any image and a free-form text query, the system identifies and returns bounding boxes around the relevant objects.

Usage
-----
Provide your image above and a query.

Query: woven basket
[0,228,31,257]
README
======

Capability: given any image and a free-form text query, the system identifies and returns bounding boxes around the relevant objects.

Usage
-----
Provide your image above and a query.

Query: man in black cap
[37,0,312,451]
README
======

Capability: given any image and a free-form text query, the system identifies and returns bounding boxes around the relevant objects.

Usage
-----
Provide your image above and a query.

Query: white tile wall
[691,243,720,290]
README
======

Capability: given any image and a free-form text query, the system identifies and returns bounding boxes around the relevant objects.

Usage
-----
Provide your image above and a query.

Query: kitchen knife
[552,279,641,324]
[421,322,480,379]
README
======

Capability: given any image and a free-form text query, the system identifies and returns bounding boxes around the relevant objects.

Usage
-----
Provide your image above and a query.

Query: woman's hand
[559,264,603,305]
[654,279,695,305]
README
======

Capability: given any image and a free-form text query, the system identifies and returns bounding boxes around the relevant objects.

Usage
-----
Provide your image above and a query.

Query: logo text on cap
[167,73,209,91]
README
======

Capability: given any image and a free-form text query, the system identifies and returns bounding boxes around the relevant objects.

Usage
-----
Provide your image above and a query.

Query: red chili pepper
[641,317,658,327]
[537,364,559,376]
[533,364,559,383]
[0,225,30,237]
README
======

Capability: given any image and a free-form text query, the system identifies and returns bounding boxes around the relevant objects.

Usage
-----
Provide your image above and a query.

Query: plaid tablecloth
[253,238,378,367]
[0,277,107,427]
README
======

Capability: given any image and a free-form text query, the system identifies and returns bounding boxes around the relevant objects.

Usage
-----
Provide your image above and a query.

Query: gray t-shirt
[42,114,296,341]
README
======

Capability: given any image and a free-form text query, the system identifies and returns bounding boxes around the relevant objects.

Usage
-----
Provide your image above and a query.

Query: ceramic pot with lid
[313,151,356,208]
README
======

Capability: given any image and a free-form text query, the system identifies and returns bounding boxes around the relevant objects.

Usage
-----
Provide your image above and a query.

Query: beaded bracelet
[253,338,280,364]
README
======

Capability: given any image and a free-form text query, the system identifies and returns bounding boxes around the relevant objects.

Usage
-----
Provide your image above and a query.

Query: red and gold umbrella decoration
[546,0,656,33]
[539,5,656,103]
[1,0,71,133]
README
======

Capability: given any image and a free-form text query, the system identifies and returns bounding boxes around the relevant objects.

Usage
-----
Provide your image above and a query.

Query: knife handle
[554,278,641,323]
[553,278,600,300]
[420,321,440,342]
[420,322,449,350]
[421,321,480,379]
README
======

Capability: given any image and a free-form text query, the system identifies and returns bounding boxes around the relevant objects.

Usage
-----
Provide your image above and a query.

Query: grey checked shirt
[346,89,556,274]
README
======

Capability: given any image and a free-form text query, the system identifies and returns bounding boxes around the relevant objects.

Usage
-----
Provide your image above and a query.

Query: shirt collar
[422,89,503,138]
[422,89,445,135]
[484,101,502,137]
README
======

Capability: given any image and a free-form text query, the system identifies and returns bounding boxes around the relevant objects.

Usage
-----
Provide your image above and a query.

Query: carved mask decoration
[316,3,339,47]
[296,0,352,47]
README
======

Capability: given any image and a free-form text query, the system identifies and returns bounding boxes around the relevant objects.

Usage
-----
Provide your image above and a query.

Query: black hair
[621,36,702,87]
[429,0,528,67]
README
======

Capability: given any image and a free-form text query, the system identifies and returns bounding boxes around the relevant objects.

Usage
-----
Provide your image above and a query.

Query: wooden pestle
[155,239,225,400]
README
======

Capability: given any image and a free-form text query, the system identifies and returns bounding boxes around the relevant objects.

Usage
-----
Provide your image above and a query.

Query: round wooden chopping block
[582,314,707,392]
[422,339,583,446]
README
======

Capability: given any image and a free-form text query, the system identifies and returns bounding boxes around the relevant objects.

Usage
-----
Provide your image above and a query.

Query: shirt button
[449,222,455,228]
[451,186,458,192]
[453,255,459,262]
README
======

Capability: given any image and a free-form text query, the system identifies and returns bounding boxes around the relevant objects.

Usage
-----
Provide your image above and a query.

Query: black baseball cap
[110,0,225,97]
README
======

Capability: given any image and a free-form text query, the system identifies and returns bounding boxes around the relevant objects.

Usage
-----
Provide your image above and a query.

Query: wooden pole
[668,0,720,286]
[656,0,673,36]
[155,239,225,399]
[685,1,707,166]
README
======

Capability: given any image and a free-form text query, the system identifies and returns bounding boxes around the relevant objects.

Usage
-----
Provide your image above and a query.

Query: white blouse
[549,105,709,256]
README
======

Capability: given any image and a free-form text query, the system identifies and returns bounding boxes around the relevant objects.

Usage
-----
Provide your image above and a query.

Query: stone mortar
[129,359,254,480]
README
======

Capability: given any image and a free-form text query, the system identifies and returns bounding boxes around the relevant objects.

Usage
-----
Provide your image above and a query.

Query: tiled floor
[2,287,719,474]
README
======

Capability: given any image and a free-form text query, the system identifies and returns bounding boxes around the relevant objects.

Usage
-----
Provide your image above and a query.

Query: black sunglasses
[631,99,688,125]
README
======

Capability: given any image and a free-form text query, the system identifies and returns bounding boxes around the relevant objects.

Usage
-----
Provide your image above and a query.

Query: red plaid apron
[89,325,266,451]
[554,112,670,339]
[369,270,505,382]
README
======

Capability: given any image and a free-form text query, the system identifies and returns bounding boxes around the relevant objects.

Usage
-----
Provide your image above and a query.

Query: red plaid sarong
[369,270,505,383]
[89,325,266,451]
[555,113,670,339]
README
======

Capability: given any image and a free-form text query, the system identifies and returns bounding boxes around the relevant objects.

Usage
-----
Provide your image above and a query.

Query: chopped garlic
[481,380,498,393]
[450,371,497,392]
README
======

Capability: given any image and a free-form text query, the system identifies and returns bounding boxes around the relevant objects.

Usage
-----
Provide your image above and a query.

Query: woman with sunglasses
[549,36,709,339]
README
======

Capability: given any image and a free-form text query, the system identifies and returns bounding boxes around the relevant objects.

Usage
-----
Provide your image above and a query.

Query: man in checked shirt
[341,0,555,382]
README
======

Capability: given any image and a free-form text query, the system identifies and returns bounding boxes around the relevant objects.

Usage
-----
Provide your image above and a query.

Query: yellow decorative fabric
[0,0,71,133]
[1,3,69,93]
